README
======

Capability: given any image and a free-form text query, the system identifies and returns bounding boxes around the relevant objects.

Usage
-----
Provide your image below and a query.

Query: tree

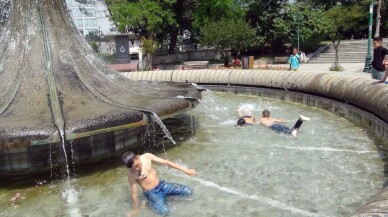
[375,0,383,37]
[192,0,245,30]
[244,0,287,49]
[107,0,176,37]
[273,2,331,51]
[200,19,259,57]
[167,0,201,54]
[106,0,176,70]
[383,1,388,36]
[141,37,159,71]
[298,0,367,10]
[325,4,363,69]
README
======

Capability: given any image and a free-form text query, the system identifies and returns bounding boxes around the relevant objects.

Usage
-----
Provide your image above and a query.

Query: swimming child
[257,110,310,136]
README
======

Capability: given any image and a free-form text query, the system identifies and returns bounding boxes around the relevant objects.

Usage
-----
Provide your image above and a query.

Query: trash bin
[242,56,254,69]
[249,56,254,69]
[242,56,249,69]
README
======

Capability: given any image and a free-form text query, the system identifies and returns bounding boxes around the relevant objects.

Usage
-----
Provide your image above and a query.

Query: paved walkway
[153,62,374,80]
[252,62,372,79]
[300,63,365,72]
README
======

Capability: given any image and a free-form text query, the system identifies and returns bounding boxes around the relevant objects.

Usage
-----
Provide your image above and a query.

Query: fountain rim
[29,102,197,145]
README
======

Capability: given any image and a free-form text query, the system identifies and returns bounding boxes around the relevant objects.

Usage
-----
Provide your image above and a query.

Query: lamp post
[294,13,301,51]
[293,13,302,51]
[363,0,374,72]
[297,20,300,51]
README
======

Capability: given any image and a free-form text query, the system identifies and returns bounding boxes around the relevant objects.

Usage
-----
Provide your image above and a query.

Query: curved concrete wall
[123,69,388,216]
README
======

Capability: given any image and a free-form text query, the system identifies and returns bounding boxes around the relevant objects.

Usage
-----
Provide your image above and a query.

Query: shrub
[329,64,344,71]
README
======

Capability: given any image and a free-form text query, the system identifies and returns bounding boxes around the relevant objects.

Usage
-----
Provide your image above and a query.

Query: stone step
[309,56,366,60]
[308,60,365,63]
[311,55,366,59]
[324,49,369,53]
[317,53,367,56]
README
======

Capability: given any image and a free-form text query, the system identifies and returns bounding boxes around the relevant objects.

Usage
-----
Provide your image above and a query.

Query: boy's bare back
[259,117,286,127]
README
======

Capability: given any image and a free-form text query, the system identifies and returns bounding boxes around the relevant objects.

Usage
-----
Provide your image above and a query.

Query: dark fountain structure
[0,0,201,175]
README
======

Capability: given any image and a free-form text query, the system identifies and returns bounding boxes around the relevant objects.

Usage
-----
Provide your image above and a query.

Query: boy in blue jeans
[122,151,197,216]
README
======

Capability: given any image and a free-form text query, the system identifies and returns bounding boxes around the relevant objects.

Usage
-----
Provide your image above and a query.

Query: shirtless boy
[236,105,257,126]
[122,151,197,216]
[258,110,310,136]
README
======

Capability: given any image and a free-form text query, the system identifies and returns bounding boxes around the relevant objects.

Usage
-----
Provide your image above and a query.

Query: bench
[183,61,209,69]
[273,56,289,64]
[110,61,139,72]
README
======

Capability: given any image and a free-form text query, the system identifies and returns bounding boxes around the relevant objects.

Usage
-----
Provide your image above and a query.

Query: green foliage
[244,0,287,46]
[298,0,370,10]
[273,2,331,50]
[200,19,259,54]
[88,40,100,53]
[98,53,117,64]
[325,4,364,38]
[192,0,245,30]
[330,64,344,71]
[324,4,364,68]
[105,0,385,56]
[106,0,176,36]
[140,37,158,55]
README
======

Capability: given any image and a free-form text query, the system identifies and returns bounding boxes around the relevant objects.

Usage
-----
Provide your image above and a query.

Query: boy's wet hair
[262,110,270,117]
[373,36,383,42]
[237,117,246,126]
[122,151,136,168]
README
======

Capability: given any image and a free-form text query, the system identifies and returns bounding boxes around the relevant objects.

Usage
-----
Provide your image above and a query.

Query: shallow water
[0,91,385,217]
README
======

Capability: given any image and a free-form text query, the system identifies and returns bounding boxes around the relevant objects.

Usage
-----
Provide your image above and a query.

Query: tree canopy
[200,19,259,56]
[273,2,331,50]
[106,0,176,38]
[106,0,387,55]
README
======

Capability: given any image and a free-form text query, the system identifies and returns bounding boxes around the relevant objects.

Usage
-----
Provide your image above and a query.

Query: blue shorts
[143,180,193,216]
[270,124,291,134]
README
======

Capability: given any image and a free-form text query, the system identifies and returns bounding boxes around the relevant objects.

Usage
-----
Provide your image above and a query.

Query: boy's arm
[384,47,388,55]
[378,70,388,83]
[237,109,244,117]
[146,153,197,176]
[128,175,139,212]
[274,118,286,123]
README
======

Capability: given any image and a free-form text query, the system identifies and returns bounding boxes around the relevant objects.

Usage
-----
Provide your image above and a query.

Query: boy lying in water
[237,108,310,136]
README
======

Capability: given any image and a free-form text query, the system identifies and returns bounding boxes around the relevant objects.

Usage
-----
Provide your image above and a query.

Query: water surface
[0,91,384,217]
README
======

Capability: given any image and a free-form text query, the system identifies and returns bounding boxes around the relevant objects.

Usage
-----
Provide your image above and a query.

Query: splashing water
[61,182,82,217]
[152,113,176,145]
[237,103,256,117]
[200,90,227,118]
[59,131,71,181]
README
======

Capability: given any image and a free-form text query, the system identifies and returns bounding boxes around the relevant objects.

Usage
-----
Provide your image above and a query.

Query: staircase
[308,39,374,64]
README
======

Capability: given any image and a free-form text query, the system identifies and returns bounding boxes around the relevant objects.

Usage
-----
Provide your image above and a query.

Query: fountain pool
[0,91,384,217]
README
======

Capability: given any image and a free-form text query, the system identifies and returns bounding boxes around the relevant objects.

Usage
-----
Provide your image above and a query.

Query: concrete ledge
[124,69,388,216]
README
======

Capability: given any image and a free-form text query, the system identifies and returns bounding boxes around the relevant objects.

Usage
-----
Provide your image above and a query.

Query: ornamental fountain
[0,0,201,175]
